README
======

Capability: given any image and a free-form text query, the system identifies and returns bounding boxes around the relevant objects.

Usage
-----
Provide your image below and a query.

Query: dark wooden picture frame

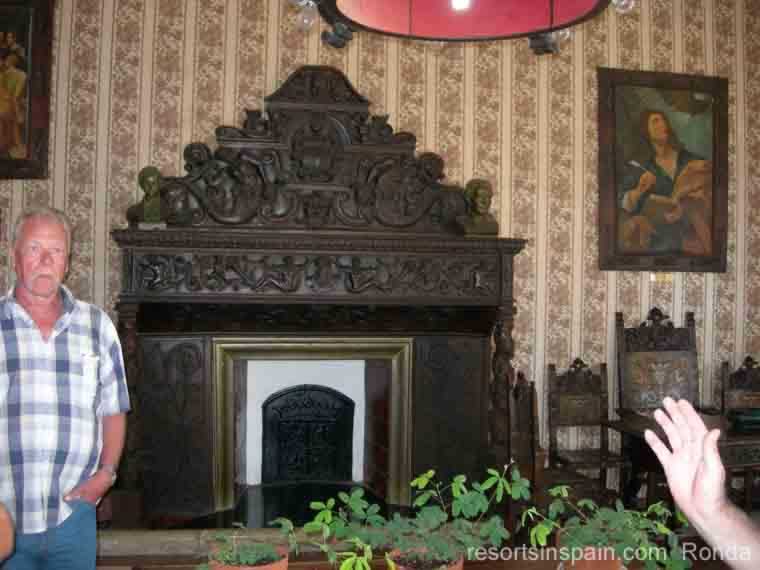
[0,0,54,179]
[598,67,729,272]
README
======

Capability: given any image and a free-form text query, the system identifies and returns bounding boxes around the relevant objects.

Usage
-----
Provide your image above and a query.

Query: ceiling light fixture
[292,0,637,55]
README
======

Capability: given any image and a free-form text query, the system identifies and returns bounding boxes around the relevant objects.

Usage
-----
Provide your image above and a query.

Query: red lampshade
[329,0,612,41]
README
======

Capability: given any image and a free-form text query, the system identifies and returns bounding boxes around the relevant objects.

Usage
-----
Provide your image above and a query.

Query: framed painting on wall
[0,0,54,179]
[597,67,729,272]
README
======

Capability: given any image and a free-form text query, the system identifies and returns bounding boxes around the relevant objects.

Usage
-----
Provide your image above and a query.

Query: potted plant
[521,485,692,570]
[197,517,298,570]
[304,463,531,570]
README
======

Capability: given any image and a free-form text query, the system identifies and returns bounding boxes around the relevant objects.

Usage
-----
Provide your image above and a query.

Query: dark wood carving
[127,251,498,300]
[488,306,515,459]
[618,307,696,352]
[548,358,604,426]
[616,307,699,412]
[112,65,525,520]
[412,336,487,482]
[364,359,391,499]
[115,302,141,489]
[546,358,625,498]
[136,303,498,335]
[148,66,466,233]
[722,356,760,411]
[137,337,213,517]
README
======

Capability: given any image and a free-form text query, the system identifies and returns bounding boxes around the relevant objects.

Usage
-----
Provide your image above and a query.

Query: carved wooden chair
[547,358,627,499]
[616,307,699,414]
[616,307,699,506]
[721,356,760,508]
[508,371,604,509]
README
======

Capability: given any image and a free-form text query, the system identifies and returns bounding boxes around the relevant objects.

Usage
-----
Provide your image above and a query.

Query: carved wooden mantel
[112,65,525,518]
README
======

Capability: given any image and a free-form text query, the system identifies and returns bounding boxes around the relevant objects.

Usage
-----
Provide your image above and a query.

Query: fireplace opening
[211,337,414,527]
[234,359,390,527]
[262,384,355,483]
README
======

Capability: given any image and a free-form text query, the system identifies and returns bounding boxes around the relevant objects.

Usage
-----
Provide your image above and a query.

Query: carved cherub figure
[126,165,164,226]
[456,178,499,236]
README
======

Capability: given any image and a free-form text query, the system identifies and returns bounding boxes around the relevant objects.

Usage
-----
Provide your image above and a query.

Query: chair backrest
[721,356,760,412]
[508,371,539,484]
[616,307,699,413]
[547,358,608,456]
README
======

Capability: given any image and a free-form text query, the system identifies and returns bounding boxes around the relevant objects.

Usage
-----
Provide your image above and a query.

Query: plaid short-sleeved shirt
[0,286,130,533]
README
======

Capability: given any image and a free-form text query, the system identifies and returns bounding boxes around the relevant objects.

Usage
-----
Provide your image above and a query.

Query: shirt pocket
[71,354,100,412]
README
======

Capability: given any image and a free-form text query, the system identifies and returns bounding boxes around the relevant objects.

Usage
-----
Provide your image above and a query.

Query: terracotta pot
[562,547,624,570]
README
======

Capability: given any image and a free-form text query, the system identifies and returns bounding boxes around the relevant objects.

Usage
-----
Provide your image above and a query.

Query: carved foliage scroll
[149,66,467,232]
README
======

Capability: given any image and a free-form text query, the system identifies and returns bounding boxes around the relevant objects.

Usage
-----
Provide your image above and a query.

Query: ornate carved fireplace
[112,66,525,520]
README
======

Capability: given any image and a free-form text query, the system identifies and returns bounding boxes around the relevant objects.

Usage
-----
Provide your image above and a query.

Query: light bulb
[451,0,471,11]
[296,1,318,31]
[612,0,636,14]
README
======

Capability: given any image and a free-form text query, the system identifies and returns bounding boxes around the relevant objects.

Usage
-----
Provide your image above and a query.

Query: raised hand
[644,397,726,526]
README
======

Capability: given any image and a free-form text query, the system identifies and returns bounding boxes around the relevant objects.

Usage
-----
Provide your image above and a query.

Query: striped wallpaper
[0,0,757,442]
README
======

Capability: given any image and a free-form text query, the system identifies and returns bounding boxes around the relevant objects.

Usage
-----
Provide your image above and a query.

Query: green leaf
[303,521,323,534]
[529,521,552,547]
[655,522,671,535]
[548,499,565,519]
[521,507,538,524]
[410,470,435,489]
[577,498,597,511]
[481,475,497,490]
[413,490,433,507]
[548,485,569,498]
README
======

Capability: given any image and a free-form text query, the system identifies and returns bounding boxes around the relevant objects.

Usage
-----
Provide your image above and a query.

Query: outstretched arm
[644,397,760,570]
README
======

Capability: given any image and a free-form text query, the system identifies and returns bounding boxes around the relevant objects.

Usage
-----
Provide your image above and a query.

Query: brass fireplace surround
[213,337,414,510]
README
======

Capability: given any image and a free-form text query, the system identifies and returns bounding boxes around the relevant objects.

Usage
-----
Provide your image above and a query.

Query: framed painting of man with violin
[598,67,728,272]
[0,0,54,179]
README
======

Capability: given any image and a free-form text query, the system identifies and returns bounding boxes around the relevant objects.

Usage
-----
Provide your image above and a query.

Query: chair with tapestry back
[721,356,760,509]
[616,307,699,506]
[616,307,699,414]
[547,358,627,502]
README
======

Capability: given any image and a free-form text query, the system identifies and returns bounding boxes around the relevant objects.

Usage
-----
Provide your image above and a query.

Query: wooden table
[604,411,760,507]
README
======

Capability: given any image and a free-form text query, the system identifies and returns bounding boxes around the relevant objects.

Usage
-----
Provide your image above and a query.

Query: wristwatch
[99,463,117,486]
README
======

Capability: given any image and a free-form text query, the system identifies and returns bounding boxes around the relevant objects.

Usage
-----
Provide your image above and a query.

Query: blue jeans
[2,500,97,570]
